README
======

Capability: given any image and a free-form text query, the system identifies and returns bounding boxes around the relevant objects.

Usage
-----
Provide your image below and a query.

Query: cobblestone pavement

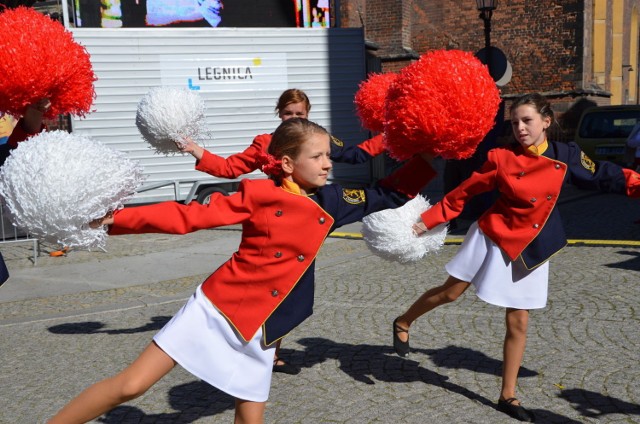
[1,190,640,423]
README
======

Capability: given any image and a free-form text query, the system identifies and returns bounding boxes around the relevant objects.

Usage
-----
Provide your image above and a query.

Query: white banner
[160,53,288,93]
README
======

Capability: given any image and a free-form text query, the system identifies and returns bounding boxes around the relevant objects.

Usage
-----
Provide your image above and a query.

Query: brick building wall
[344,0,586,95]
[336,0,612,137]
[365,0,405,55]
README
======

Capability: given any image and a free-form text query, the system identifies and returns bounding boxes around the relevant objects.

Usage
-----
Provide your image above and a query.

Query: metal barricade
[0,198,39,265]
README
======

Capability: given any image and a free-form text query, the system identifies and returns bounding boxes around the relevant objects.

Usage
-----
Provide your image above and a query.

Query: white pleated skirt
[445,222,549,309]
[153,285,275,402]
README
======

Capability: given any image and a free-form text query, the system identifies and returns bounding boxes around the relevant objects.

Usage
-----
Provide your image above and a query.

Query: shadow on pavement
[603,250,640,271]
[98,380,234,423]
[422,344,537,377]
[294,337,583,423]
[292,336,495,412]
[47,316,171,335]
[57,337,607,423]
[559,388,640,419]
[294,337,534,383]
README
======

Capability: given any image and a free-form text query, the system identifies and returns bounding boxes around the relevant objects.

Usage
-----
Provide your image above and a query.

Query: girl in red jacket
[181,88,386,178]
[49,118,434,424]
[392,93,640,422]
[181,88,386,375]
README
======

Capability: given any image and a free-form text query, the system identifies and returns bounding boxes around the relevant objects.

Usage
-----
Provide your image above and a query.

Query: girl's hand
[31,98,51,113]
[177,137,205,160]
[412,221,427,236]
[89,212,114,229]
[22,98,51,133]
[24,98,51,115]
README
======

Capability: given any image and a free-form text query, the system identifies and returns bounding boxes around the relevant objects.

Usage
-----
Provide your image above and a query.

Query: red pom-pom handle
[384,50,501,161]
[0,7,96,119]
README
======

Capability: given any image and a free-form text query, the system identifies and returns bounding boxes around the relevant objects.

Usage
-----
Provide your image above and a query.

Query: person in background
[180,88,386,178]
[625,121,640,224]
[48,118,435,424]
[0,114,16,145]
[392,93,640,422]
[0,98,69,256]
[197,0,222,27]
[120,0,147,27]
[77,0,104,27]
[0,98,50,167]
[0,99,50,279]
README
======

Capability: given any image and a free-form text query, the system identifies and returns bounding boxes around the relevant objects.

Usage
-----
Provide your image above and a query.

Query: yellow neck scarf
[281,178,303,195]
[526,139,549,156]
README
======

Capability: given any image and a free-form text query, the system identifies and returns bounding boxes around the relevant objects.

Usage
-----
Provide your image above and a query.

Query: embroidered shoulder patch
[343,189,366,205]
[580,151,596,174]
[330,135,344,147]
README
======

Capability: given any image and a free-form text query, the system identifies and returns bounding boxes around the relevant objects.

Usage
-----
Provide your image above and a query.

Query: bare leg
[48,342,176,424]
[272,339,300,374]
[500,308,529,402]
[394,275,471,343]
[235,399,266,424]
[273,339,282,364]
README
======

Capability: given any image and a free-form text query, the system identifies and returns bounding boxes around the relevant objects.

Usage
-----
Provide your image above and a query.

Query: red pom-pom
[0,7,96,118]
[384,50,501,161]
[354,72,397,132]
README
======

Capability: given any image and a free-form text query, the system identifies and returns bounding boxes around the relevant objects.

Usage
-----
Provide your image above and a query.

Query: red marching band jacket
[196,134,272,179]
[110,155,435,343]
[421,141,640,269]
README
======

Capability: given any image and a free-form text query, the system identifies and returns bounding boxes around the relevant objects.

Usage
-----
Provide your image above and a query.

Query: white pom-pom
[136,87,207,154]
[362,195,448,263]
[0,131,145,249]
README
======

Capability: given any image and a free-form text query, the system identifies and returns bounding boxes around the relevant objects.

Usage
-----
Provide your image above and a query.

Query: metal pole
[481,10,493,80]
[483,14,491,49]
[60,0,70,28]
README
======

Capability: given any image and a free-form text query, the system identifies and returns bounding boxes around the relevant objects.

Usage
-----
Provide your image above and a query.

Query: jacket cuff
[420,205,446,230]
[623,168,640,198]
[357,134,386,157]
[195,149,214,172]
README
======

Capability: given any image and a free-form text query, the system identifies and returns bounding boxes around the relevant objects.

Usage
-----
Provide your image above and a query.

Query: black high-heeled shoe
[273,358,301,375]
[497,398,535,422]
[392,318,410,357]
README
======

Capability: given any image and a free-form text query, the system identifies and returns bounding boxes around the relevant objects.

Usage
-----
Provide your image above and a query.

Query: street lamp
[476,0,497,50]
[476,0,498,78]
